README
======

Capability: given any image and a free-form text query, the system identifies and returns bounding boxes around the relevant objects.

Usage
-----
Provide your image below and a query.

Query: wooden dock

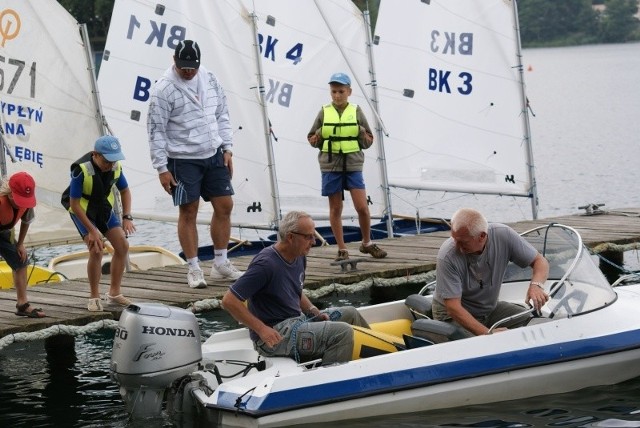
[2,208,640,338]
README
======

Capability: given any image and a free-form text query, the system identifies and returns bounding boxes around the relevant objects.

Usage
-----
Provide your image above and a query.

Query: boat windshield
[503,224,616,318]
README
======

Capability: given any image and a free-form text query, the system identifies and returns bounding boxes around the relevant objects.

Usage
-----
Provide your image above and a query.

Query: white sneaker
[187,268,207,289]
[210,260,244,280]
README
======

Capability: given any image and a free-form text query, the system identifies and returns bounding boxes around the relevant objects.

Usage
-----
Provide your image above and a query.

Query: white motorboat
[110,223,640,426]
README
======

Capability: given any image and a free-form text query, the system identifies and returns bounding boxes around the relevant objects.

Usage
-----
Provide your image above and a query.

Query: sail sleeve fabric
[2,0,101,246]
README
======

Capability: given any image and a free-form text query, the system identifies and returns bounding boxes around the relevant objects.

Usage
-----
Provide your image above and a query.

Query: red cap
[9,172,37,208]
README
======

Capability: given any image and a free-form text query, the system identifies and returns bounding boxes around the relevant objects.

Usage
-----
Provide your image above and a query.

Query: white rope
[184,272,437,313]
[306,270,437,299]
[188,298,223,313]
[591,241,640,254]
[0,319,119,351]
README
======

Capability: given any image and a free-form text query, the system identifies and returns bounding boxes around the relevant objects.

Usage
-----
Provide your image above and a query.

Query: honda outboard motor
[110,303,201,418]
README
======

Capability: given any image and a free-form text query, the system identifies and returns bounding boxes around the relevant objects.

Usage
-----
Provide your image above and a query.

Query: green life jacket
[61,152,122,220]
[321,104,360,155]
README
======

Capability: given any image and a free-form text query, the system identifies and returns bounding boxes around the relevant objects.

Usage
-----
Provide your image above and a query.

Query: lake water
[3,42,640,427]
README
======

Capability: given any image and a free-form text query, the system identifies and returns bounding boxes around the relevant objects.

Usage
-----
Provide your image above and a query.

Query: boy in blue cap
[61,135,136,311]
[307,72,387,261]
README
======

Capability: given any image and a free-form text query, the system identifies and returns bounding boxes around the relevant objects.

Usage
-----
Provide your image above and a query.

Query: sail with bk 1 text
[97,0,391,236]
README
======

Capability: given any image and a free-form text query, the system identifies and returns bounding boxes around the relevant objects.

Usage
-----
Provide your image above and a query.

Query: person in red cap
[0,171,46,318]
[61,135,135,312]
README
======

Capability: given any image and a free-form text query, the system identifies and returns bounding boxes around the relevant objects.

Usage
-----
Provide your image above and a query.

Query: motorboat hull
[110,224,640,427]
[191,284,640,427]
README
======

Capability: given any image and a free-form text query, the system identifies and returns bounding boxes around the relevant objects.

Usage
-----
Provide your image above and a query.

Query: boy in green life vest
[307,72,387,262]
[61,136,136,312]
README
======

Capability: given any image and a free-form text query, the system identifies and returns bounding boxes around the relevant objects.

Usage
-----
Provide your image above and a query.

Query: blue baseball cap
[328,72,351,86]
[94,135,125,162]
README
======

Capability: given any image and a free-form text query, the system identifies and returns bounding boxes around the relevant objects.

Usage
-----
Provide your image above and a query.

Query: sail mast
[80,24,109,135]
[81,23,133,269]
[512,0,539,219]
[249,10,282,230]
[363,7,394,238]
[313,0,394,235]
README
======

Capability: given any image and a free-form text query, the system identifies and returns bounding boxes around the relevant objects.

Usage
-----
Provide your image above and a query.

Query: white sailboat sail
[0,0,101,247]
[246,0,387,221]
[98,0,388,235]
[374,0,538,220]
[98,0,275,229]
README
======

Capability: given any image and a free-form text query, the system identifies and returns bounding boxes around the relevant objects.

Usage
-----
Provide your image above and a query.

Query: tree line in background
[59,0,639,51]
[518,0,639,45]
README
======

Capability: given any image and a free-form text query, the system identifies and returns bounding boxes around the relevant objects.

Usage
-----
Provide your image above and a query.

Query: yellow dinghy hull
[0,261,64,289]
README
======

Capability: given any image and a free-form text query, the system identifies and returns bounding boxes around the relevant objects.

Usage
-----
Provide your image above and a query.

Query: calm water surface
[3,43,640,427]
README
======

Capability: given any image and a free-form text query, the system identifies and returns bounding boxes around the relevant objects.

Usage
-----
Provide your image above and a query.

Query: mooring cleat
[330,257,367,273]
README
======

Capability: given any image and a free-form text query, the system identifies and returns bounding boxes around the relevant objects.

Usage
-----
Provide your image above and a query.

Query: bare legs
[328,188,372,250]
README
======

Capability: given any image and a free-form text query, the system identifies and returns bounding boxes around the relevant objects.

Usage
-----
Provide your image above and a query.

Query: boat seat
[402,334,434,349]
[405,294,434,319]
[411,318,468,344]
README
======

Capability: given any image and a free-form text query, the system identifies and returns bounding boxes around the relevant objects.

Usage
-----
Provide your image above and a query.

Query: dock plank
[2,208,640,338]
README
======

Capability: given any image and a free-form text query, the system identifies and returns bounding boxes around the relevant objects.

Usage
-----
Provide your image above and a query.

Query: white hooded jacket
[147,65,233,173]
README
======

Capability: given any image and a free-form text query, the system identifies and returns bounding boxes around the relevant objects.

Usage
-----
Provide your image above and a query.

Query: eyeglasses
[291,231,316,241]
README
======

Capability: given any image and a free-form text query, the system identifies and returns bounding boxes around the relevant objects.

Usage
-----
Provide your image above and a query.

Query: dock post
[599,249,624,283]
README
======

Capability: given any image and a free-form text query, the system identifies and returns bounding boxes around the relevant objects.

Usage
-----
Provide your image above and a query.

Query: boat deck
[2,208,640,338]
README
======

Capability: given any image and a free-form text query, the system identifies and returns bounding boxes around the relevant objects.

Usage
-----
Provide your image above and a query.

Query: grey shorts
[432,298,530,336]
[0,229,28,270]
[168,150,234,206]
[255,306,368,364]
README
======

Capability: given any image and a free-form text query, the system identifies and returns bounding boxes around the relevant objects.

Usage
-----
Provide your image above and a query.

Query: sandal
[105,293,131,306]
[87,298,104,312]
[15,302,46,318]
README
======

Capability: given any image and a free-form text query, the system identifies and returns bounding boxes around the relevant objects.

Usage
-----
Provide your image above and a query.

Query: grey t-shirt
[434,223,537,318]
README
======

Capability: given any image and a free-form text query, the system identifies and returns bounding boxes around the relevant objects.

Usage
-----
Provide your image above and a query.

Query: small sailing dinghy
[49,245,185,280]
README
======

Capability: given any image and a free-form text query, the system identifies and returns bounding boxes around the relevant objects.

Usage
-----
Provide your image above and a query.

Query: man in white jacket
[147,39,243,288]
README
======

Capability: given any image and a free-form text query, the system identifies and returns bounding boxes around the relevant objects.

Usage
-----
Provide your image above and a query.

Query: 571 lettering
[0,55,36,98]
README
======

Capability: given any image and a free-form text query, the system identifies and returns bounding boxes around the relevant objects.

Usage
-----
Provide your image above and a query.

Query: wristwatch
[222,149,233,157]
[122,214,133,221]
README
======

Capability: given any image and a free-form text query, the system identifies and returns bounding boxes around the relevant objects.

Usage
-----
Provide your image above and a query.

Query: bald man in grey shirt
[432,208,549,336]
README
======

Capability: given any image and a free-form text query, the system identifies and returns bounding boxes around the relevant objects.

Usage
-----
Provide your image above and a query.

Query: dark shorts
[168,151,234,206]
[321,171,365,196]
[70,210,121,237]
[0,229,28,270]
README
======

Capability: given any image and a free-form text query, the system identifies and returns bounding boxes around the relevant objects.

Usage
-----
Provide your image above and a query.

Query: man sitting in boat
[432,208,549,336]
[222,211,370,364]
